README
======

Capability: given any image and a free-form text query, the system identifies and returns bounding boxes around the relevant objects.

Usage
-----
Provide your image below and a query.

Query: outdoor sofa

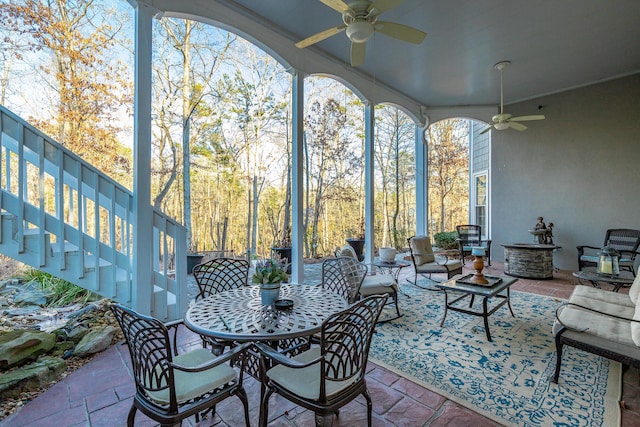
[552,272,640,382]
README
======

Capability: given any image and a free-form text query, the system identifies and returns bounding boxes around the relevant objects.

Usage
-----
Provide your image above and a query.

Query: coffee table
[572,267,635,293]
[436,275,518,341]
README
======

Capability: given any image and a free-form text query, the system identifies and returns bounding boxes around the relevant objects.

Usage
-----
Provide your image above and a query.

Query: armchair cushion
[337,244,358,259]
[360,274,397,296]
[266,347,358,400]
[147,347,237,404]
[415,258,462,274]
[408,235,435,265]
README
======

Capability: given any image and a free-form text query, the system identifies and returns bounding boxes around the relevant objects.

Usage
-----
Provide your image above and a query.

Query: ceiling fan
[295,0,426,67]
[480,61,545,135]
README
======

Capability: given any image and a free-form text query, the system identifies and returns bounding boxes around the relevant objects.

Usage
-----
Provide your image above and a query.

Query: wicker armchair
[110,304,250,427]
[256,295,387,427]
[456,225,492,266]
[577,228,640,274]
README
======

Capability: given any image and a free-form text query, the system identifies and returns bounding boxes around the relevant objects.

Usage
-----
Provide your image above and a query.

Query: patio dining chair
[577,228,640,274]
[110,303,250,427]
[322,257,363,303]
[255,294,387,427]
[192,257,249,354]
[456,224,492,266]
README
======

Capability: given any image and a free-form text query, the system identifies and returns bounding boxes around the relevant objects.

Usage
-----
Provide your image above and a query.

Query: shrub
[21,269,97,306]
[433,231,458,250]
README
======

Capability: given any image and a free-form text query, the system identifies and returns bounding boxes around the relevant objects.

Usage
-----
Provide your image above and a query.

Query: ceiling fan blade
[368,0,404,16]
[510,115,545,122]
[509,122,528,131]
[480,125,493,135]
[296,25,346,48]
[319,0,353,14]
[375,21,426,44]
[351,42,366,67]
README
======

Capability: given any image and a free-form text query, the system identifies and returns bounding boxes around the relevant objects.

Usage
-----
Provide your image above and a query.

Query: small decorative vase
[260,282,281,306]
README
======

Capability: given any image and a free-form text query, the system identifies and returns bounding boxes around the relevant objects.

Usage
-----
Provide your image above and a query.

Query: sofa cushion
[554,304,635,347]
[632,303,640,346]
[571,285,635,308]
[629,273,640,305]
[409,236,435,265]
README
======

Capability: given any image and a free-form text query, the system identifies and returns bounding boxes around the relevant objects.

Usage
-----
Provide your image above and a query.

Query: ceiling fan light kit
[346,20,374,42]
[480,60,546,134]
[296,0,426,67]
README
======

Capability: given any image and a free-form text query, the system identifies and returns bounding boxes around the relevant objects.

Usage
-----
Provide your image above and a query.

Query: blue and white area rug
[370,281,621,427]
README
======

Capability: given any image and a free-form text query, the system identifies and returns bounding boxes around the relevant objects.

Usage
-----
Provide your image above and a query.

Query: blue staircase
[0,105,188,322]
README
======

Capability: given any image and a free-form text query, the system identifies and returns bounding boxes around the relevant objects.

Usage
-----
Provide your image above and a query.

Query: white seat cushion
[571,285,635,308]
[415,259,462,273]
[554,305,635,347]
[266,347,357,400]
[147,348,237,404]
[360,274,396,296]
[628,273,640,305]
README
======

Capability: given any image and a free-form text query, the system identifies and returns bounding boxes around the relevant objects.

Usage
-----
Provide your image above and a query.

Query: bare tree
[427,119,469,233]
[0,0,131,177]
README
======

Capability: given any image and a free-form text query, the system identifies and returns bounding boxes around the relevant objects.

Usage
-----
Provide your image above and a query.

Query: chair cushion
[147,348,237,404]
[415,259,462,273]
[632,303,640,346]
[629,274,640,305]
[338,245,358,259]
[409,236,435,265]
[462,243,489,251]
[267,347,358,400]
[360,274,397,296]
[571,285,635,308]
[554,304,635,347]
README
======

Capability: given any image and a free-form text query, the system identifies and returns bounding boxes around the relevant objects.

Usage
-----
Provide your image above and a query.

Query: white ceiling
[221,0,640,109]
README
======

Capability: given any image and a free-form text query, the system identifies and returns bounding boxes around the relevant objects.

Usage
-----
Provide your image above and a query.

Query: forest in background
[0,0,469,259]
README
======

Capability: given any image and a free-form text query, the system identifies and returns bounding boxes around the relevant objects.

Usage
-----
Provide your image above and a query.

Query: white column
[291,72,304,284]
[131,1,157,314]
[415,125,428,236]
[364,103,375,265]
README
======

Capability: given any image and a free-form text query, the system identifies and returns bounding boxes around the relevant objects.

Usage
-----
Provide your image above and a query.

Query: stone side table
[502,243,561,279]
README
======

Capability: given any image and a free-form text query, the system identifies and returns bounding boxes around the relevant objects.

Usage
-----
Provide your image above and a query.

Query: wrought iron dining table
[184,283,348,342]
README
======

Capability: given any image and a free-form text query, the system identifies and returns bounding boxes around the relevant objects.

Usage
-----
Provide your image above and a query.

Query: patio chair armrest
[434,250,457,265]
[169,342,253,373]
[254,342,321,369]
[555,302,640,333]
[576,245,600,256]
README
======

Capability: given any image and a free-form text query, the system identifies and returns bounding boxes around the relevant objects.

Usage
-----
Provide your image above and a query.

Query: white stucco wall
[491,73,640,271]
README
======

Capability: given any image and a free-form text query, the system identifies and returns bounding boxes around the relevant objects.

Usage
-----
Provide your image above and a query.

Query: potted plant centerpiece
[252,256,289,306]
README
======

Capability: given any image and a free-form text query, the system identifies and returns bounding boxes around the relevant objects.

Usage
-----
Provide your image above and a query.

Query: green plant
[433,231,458,250]
[251,257,288,284]
[21,268,96,306]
